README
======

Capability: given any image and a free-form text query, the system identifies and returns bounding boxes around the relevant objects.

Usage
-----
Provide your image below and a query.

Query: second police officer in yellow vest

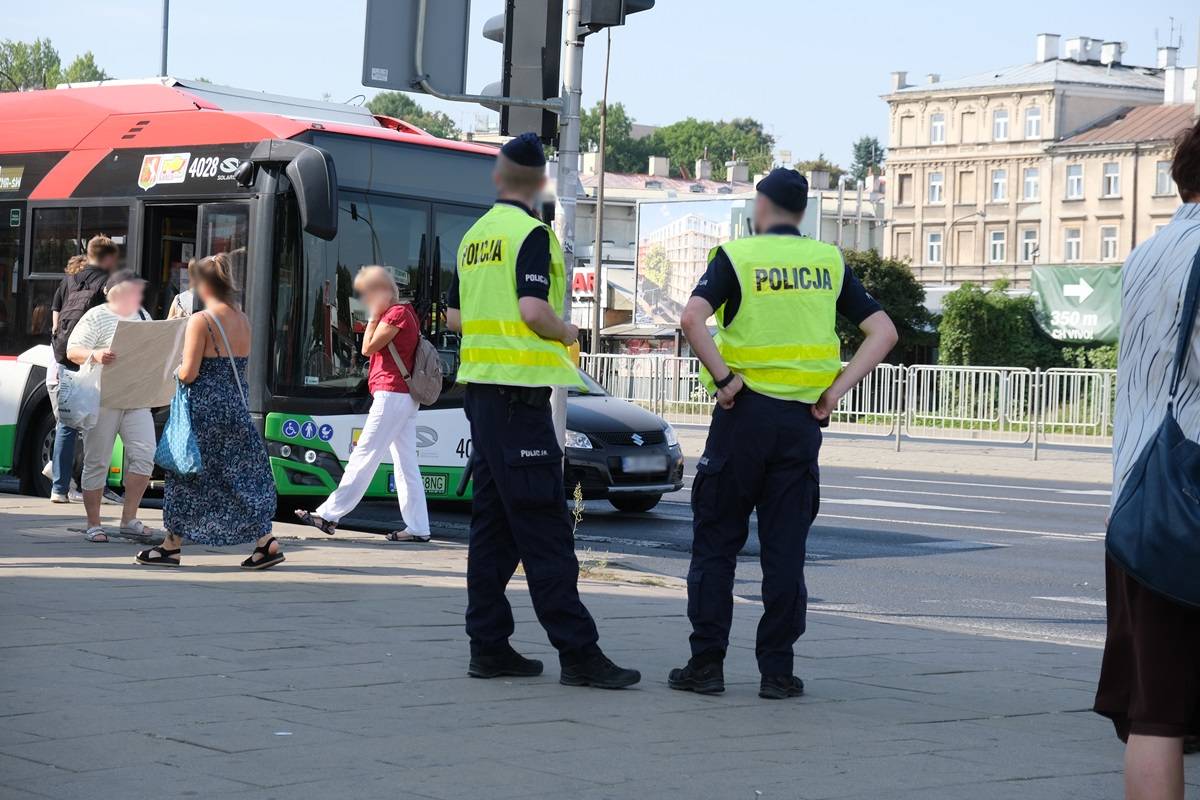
[669,168,898,699]
[447,133,641,689]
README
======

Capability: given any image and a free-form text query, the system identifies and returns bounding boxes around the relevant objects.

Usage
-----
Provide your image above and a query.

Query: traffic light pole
[550,0,586,445]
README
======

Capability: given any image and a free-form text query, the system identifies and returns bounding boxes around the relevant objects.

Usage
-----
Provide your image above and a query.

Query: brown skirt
[1094,554,1200,742]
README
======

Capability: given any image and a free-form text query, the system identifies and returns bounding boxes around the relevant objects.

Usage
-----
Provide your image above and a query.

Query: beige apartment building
[883,33,1196,287]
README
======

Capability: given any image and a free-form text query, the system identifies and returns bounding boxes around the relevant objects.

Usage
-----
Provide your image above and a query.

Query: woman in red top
[296,266,431,542]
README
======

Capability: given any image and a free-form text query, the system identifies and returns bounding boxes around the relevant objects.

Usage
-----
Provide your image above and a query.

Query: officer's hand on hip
[811,387,841,421]
[561,323,580,347]
[716,374,744,410]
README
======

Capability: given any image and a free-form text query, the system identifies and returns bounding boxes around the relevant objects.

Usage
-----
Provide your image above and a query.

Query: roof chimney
[581,152,600,176]
[694,157,712,181]
[648,155,670,178]
[1165,66,1198,106]
[1157,46,1178,69]
[1100,41,1124,66]
[806,170,831,191]
[725,160,750,184]
[1035,33,1060,63]
[1064,36,1099,62]
[890,71,909,92]
[926,73,940,85]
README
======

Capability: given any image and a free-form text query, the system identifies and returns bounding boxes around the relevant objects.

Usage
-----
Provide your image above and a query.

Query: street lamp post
[945,209,984,284]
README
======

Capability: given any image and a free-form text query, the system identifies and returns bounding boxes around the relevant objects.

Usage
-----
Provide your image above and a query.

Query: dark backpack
[51,269,107,365]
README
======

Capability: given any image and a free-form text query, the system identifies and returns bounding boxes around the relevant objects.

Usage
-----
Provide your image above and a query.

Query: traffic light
[580,0,655,30]
[482,0,564,143]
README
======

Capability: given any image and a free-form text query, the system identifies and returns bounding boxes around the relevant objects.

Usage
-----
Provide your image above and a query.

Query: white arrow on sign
[1063,279,1094,303]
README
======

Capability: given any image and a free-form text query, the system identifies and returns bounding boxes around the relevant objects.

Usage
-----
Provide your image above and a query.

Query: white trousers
[315,391,431,536]
[81,407,155,491]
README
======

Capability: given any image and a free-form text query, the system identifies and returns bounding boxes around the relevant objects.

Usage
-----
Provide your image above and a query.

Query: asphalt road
[2,454,1110,650]
[339,455,1111,650]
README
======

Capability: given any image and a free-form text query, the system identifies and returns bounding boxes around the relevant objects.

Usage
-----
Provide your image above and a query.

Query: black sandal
[294,509,337,535]
[241,537,285,570]
[386,531,432,543]
[135,545,181,567]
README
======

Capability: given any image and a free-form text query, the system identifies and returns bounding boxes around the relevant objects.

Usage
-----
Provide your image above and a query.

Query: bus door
[197,202,250,295]
[141,201,249,317]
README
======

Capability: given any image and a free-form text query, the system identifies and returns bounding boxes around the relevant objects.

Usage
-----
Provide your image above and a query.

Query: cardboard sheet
[99,318,189,409]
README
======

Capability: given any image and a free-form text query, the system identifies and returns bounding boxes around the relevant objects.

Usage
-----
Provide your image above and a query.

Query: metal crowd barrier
[579,354,1117,457]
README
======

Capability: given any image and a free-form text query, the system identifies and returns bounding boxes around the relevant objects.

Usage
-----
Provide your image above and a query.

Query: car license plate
[388,473,448,494]
[622,455,667,474]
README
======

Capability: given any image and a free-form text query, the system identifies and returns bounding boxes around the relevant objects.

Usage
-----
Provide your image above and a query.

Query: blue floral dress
[164,338,275,545]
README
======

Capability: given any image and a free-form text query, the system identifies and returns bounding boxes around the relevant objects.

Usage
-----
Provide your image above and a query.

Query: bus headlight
[279,444,292,459]
[564,430,593,450]
[304,449,318,464]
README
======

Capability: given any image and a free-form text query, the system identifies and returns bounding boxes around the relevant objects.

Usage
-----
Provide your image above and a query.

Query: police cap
[756,168,809,215]
[501,132,547,168]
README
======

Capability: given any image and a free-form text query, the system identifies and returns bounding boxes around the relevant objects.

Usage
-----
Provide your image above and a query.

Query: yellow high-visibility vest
[456,203,583,388]
[700,235,845,402]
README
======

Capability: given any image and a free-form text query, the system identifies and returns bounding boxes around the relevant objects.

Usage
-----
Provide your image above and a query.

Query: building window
[1066,164,1084,199]
[1100,226,1119,261]
[1064,228,1082,262]
[989,230,1006,263]
[1022,167,1040,201]
[1102,162,1121,197]
[990,168,1007,202]
[1155,161,1175,196]
[992,109,1009,141]
[928,171,944,203]
[1020,228,1039,263]
[929,113,946,144]
[926,230,943,264]
[897,173,914,205]
[1024,107,1042,139]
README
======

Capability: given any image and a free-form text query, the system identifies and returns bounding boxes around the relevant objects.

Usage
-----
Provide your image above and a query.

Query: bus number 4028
[455,438,472,459]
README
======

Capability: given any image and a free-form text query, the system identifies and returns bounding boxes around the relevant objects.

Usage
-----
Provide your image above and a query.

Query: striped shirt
[66,304,146,353]
[1112,202,1200,509]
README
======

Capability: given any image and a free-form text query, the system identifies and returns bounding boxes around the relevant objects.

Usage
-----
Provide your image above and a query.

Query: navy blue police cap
[501,132,547,168]
[756,168,809,214]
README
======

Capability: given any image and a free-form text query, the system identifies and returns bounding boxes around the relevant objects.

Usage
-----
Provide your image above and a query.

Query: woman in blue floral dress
[136,254,279,569]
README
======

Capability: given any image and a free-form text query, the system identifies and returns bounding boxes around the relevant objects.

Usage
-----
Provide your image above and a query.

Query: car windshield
[570,370,608,397]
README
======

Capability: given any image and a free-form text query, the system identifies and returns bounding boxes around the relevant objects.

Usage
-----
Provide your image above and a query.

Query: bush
[1062,344,1118,370]
[839,249,935,364]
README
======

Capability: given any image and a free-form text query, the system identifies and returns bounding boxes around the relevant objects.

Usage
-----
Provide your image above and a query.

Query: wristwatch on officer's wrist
[714,372,736,390]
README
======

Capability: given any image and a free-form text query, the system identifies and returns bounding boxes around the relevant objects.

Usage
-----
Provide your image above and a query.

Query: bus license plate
[388,474,448,494]
[622,455,667,474]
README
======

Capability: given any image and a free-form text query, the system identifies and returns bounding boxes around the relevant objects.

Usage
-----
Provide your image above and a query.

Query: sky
[8,1,1199,170]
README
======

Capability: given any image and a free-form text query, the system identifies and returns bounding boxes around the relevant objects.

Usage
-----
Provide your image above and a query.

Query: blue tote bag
[154,379,202,476]
[1106,246,1200,608]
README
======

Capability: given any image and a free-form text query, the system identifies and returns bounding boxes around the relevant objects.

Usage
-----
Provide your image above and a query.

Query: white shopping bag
[56,364,101,431]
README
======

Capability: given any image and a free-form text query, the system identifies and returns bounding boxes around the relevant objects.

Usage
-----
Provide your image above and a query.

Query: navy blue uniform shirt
[691,225,881,327]
[447,199,550,309]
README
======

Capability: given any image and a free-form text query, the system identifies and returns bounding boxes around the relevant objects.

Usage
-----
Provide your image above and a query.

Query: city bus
[0,78,496,505]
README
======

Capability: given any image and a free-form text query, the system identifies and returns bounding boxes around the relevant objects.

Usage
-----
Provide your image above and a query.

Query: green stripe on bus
[0,424,15,473]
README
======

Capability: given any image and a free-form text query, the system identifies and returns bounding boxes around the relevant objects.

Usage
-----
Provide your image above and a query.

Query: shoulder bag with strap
[387,333,444,407]
[1106,245,1200,608]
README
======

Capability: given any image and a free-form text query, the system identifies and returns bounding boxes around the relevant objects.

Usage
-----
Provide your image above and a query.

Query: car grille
[589,430,666,447]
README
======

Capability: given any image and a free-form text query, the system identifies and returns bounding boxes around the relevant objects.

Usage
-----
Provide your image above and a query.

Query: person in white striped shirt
[66,270,158,544]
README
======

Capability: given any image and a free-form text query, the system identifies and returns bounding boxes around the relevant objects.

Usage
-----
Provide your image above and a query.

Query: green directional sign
[1030,265,1122,344]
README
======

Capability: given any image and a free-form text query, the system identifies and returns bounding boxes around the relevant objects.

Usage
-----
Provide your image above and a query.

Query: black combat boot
[559,646,641,689]
[759,674,805,700]
[468,644,544,679]
[667,652,725,695]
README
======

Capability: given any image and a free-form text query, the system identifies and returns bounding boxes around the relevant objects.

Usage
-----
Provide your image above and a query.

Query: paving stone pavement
[1,493,1193,800]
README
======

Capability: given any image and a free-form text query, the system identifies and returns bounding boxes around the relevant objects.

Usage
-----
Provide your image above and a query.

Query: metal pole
[836,178,845,248]
[855,180,864,251]
[1031,368,1041,461]
[590,29,612,354]
[551,0,585,445]
[160,0,170,77]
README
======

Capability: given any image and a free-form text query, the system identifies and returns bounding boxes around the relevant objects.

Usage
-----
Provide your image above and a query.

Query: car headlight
[663,423,678,448]
[564,429,593,449]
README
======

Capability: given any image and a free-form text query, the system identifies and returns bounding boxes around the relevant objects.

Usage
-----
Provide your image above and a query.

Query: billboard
[1030,265,1122,344]
[634,199,746,326]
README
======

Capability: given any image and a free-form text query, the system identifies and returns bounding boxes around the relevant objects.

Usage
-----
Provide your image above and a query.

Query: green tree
[0,39,109,91]
[849,135,885,183]
[938,282,1063,369]
[641,244,669,287]
[794,153,845,187]
[59,52,109,84]
[837,249,933,363]
[366,91,460,139]
[579,101,649,174]
[643,117,775,180]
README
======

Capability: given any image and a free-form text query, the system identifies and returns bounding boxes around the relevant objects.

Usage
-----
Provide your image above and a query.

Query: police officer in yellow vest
[446,133,640,689]
[668,168,898,700]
